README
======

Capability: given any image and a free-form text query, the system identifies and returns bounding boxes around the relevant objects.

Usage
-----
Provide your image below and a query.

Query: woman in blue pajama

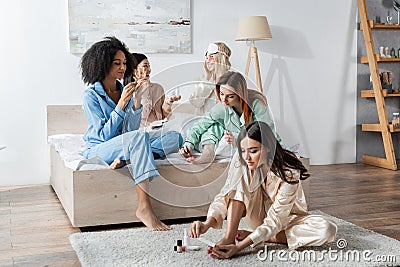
[80,36,182,230]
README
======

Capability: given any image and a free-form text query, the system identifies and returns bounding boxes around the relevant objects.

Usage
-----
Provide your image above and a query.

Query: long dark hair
[80,36,135,85]
[237,121,309,184]
[216,71,267,125]
[124,52,147,85]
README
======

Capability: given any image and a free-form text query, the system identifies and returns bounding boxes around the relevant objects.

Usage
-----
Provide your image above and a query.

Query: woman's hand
[224,130,236,146]
[118,82,139,110]
[208,237,236,258]
[134,67,149,81]
[210,236,253,259]
[166,95,181,105]
[179,145,193,158]
[203,60,212,81]
[132,79,149,110]
[210,244,240,259]
[189,220,210,238]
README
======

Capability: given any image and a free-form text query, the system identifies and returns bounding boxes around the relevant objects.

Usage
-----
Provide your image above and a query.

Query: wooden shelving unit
[358,0,399,170]
[361,89,400,98]
[360,55,400,64]
[362,123,400,132]
[367,20,400,29]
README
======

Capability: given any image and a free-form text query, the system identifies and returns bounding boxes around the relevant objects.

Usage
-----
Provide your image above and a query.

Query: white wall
[0,0,357,186]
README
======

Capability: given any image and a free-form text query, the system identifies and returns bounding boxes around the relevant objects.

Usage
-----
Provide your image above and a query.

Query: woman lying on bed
[179,71,281,163]
[125,53,181,128]
[80,36,182,230]
[189,121,337,259]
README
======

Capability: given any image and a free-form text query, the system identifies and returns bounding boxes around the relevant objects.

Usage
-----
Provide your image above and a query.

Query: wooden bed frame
[47,105,229,227]
[47,104,310,228]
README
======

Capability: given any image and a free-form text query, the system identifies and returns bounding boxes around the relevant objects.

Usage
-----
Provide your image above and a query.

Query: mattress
[48,111,301,171]
[48,133,233,171]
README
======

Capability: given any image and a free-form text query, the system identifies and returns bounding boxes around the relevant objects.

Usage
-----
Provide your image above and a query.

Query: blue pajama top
[82,81,142,150]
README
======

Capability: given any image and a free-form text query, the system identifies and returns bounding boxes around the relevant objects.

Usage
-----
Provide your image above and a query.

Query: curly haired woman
[80,37,182,230]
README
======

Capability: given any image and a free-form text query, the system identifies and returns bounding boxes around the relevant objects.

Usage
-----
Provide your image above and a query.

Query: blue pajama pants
[83,130,182,184]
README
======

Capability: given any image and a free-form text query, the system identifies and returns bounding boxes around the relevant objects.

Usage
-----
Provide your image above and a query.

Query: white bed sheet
[48,110,301,171]
[48,134,233,171]
[48,112,235,170]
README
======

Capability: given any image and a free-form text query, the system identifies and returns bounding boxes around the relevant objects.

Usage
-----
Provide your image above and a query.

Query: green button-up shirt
[184,99,281,149]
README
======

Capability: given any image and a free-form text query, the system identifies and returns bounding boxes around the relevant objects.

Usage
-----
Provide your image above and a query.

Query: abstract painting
[68,0,191,54]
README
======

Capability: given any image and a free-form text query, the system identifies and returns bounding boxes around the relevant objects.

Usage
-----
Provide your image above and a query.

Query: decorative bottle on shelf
[390,48,396,57]
[380,46,385,58]
[392,112,400,129]
[398,48,400,58]
[386,11,393,25]
[385,47,391,58]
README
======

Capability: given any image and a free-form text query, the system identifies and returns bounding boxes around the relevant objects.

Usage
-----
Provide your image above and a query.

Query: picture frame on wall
[68,0,191,54]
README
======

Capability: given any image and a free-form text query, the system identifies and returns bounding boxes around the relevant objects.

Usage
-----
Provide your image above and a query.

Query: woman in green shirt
[179,71,281,162]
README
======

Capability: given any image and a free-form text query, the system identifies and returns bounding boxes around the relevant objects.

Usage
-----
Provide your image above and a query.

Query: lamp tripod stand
[244,40,263,93]
[236,16,272,93]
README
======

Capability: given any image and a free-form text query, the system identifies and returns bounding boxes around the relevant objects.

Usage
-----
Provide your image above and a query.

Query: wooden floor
[1,163,399,266]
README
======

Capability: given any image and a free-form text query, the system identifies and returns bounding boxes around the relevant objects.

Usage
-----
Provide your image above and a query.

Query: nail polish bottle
[176,240,183,253]
[183,229,190,247]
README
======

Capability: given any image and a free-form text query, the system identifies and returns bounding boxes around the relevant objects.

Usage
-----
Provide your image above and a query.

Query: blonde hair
[211,42,231,83]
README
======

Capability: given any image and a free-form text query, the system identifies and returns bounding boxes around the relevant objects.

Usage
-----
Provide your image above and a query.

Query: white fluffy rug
[69,211,400,267]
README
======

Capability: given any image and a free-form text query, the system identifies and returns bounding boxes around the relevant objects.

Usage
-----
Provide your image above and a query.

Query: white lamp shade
[235,16,272,41]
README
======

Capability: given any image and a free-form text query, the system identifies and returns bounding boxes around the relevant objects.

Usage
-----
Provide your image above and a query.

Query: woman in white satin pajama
[189,121,337,259]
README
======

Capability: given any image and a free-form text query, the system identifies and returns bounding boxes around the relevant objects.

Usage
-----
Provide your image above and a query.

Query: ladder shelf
[358,0,399,170]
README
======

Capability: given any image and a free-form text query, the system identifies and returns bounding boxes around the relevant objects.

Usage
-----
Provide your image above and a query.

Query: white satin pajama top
[207,154,337,249]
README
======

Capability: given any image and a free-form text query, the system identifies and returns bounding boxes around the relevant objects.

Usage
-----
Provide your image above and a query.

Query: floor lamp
[235,16,272,93]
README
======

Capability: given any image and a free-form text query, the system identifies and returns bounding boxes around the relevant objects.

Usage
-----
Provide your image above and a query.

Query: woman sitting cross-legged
[179,71,281,164]
[80,36,182,230]
[189,121,337,259]
[125,53,181,128]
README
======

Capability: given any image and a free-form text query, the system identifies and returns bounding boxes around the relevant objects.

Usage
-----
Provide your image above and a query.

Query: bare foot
[191,154,214,164]
[235,229,252,241]
[109,158,127,169]
[208,236,235,256]
[191,144,215,164]
[268,231,287,244]
[136,206,171,231]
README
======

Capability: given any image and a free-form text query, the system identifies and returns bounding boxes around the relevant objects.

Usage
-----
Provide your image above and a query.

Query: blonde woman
[190,42,232,114]
[186,42,232,163]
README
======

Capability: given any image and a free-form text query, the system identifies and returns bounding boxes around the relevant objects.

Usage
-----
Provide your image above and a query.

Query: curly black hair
[80,36,135,85]
[237,121,310,184]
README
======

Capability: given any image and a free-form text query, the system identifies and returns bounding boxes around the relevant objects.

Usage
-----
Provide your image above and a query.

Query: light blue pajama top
[82,81,142,150]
